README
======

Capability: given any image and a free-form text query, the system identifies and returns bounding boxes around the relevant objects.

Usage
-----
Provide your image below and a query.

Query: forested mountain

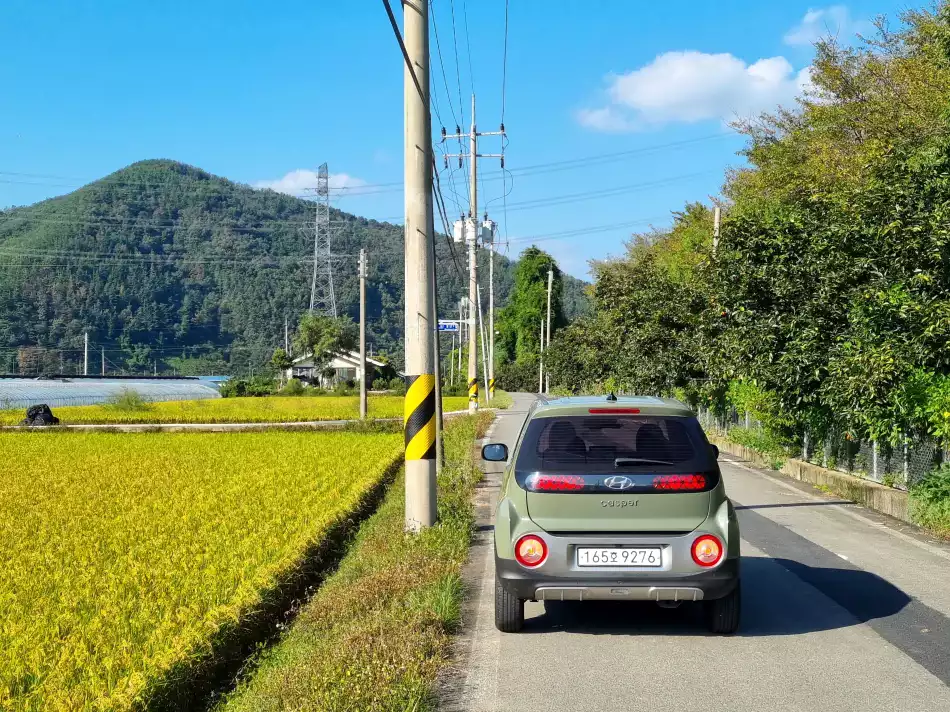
[0,160,588,374]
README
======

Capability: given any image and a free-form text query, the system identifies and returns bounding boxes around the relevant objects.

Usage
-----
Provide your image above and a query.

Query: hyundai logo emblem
[604,475,635,490]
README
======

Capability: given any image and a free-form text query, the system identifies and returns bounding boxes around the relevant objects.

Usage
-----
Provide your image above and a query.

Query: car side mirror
[710,444,719,460]
[482,443,509,462]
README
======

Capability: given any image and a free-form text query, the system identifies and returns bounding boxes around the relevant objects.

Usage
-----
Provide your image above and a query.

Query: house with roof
[286,351,400,388]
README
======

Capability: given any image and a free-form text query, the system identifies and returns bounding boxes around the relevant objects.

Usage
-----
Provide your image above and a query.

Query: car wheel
[494,575,524,632]
[705,584,741,634]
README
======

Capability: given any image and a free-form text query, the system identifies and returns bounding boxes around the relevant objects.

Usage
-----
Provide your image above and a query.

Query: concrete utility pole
[466,98,479,414]
[442,95,505,413]
[488,224,496,401]
[284,316,290,355]
[83,332,88,376]
[402,0,437,532]
[429,204,444,474]
[713,204,721,255]
[359,249,368,420]
[477,284,489,400]
[546,268,553,394]
[101,347,105,376]
[458,300,465,384]
[539,318,545,394]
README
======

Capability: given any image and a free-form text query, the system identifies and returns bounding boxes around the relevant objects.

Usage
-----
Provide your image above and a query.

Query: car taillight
[691,534,723,567]
[532,474,585,491]
[515,535,548,567]
[588,408,640,414]
[653,474,706,491]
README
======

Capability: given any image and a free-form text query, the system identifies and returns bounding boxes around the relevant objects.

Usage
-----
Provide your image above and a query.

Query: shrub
[388,376,407,395]
[105,388,151,412]
[281,378,305,396]
[220,376,277,398]
[727,426,788,471]
[910,465,950,537]
[372,377,389,391]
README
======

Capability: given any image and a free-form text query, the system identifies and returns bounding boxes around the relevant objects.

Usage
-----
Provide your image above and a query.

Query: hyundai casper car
[482,395,741,634]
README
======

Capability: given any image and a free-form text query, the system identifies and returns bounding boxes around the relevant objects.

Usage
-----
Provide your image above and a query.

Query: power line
[501,0,509,125]
[448,0,471,203]
[429,0,459,126]
[432,162,465,281]
[501,170,717,212]
[381,0,426,106]
[0,132,736,201]
[462,0,476,96]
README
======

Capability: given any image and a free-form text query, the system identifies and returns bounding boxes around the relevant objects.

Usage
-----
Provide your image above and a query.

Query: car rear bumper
[496,556,739,602]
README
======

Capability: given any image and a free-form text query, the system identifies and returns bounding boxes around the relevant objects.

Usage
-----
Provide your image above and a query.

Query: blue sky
[0,0,907,278]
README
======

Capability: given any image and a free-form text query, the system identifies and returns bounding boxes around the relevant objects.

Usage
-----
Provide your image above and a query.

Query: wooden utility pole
[401,0,437,531]
[359,249,368,420]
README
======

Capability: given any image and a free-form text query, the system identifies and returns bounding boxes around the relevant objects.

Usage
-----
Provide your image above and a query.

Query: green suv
[482,395,740,634]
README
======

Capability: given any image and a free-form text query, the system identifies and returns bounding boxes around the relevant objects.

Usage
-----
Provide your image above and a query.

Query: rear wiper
[614,457,674,467]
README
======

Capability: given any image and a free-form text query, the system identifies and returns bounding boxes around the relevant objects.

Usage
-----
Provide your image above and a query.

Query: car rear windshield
[514,415,709,473]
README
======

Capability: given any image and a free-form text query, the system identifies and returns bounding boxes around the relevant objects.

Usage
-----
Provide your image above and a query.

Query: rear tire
[705,584,741,634]
[494,576,525,632]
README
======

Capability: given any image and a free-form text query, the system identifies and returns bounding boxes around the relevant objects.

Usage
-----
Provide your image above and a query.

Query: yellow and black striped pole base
[404,374,436,460]
[468,377,479,408]
[404,374,437,531]
[489,378,496,399]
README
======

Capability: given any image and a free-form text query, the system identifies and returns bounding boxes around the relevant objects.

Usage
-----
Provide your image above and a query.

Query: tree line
[547,4,950,451]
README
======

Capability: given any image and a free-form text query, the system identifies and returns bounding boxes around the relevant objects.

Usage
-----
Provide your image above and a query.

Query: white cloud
[576,107,638,133]
[580,51,812,131]
[254,169,367,196]
[784,5,870,46]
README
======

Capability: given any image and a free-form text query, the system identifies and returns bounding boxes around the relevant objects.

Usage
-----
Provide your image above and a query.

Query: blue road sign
[438,320,460,333]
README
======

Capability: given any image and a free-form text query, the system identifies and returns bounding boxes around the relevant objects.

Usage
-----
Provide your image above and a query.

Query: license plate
[576,547,661,567]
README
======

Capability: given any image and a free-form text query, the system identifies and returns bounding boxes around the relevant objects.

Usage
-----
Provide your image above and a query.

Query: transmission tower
[308,163,337,316]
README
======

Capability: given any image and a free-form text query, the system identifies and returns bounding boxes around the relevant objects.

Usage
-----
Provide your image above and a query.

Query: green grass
[487,390,513,410]
[218,411,493,712]
[0,430,402,710]
[0,395,473,426]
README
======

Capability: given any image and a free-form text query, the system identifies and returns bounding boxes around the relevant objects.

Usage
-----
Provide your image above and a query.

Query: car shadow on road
[521,555,911,637]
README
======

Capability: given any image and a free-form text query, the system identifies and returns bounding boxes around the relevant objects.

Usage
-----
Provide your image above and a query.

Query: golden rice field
[0,395,472,426]
[0,430,402,711]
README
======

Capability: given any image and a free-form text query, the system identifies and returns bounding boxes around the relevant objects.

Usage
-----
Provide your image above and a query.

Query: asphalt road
[439,393,950,712]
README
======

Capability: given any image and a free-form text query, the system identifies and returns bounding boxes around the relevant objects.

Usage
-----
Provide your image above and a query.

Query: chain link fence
[696,406,943,490]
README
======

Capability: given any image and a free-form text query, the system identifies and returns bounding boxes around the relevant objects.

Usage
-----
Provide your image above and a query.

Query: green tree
[270,347,293,386]
[495,247,566,390]
[292,314,358,376]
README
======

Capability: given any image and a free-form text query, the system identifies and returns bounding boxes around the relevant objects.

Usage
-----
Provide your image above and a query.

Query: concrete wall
[709,434,911,524]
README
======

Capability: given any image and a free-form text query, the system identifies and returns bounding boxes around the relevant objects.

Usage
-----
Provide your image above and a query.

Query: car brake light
[532,474,585,491]
[653,474,706,491]
[691,534,723,567]
[515,535,548,567]
[588,408,640,414]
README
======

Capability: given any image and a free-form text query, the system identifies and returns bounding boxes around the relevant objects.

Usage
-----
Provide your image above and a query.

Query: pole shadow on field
[521,555,911,637]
